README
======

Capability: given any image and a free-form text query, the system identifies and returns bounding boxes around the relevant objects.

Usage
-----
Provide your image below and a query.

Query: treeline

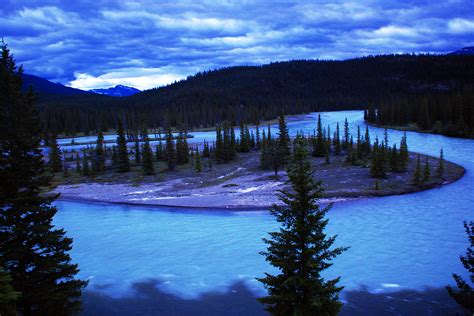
[365,86,474,138]
[36,54,474,136]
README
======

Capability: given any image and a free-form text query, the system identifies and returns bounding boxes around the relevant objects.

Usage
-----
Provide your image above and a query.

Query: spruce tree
[258,136,347,315]
[141,134,155,175]
[215,125,224,163]
[82,154,90,176]
[399,133,409,172]
[134,140,141,164]
[195,148,202,172]
[49,134,62,172]
[389,144,399,172]
[423,157,431,183]
[277,113,290,164]
[116,119,130,172]
[447,221,474,312]
[334,123,341,155]
[343,118,350,151]
[165,128,176,171]
[0,43,87,315]
[313,114,325,157]
[155,141,164,161]
[94,130,105,172]
[412,154,422,186]
[436,148,445,179]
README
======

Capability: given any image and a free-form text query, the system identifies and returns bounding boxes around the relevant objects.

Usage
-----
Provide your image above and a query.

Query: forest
[36,54,474,138]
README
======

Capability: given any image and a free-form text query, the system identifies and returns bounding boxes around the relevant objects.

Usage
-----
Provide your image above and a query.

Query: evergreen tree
[412,154,422,186]
[0,43,87,315]
[94,130,105,172]
[239,121,250,153]
[215,125,224,163]
[195,148,202,172]
[364,125,371,156]
[141,134,155,175]
[447,221,474,313]
[202,140,210,158]
[258,136,347,315]
[111,146,118,167]
[343,118,350,151]
[423,157,431,183]
[165,128,176,171]
[436,148,445,179]
[134,140,141,164]
[49,134,62,172]
[389,144,399,172]
[334,123,341,155]
[155,141,164,161]
[313,114,325,157]
[116,119,130,172]
[399,133,409,172]
[260,129,270,169]
[256,123,261,149]
[277,113,290,164]
[370,138,386,178]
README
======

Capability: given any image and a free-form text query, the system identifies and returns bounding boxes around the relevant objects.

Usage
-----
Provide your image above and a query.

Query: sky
[2,0,474,91]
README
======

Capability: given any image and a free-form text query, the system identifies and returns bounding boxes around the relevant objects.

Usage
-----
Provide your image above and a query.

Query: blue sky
[2,0,474,90]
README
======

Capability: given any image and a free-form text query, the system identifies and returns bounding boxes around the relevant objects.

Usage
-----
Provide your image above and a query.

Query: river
[53,110,473,315]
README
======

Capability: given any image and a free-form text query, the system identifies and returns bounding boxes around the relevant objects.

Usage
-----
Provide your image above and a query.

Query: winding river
[53,111,473,315]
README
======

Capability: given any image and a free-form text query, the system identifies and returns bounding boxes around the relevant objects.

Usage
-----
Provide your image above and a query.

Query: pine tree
[334,123,341,155]
[195,148,202,172]
[364,125,371,156]
[436,148,445,179]
[141,134,155,175]
[343,118,350,151]
[412,154,422,186]
[258,136,347,315]
[202,140,210,158]
[134,140,141,164]
[399,133,409,172]
[94,130,105,172]
[423,157,431,183]
[215,125,224,163]
[111,146,118,167]
[313,114,325,157]
[155,141,164,161]
[447,221,474,312]
[165,128,176,171]
[116,119,130,172]
[389,144,399,172]
[0,43,87,315]
[49,134,62,172]
[277,113,290,164]
[256,123,261,150]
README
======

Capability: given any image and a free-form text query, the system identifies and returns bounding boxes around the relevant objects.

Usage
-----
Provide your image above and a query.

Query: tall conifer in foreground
[116,119,130,172]
[165,128,176,171]
[0,43,87,315]
[258,136,347,316]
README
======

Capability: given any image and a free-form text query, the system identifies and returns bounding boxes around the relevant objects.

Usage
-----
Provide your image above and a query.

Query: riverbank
[54,150,465,209]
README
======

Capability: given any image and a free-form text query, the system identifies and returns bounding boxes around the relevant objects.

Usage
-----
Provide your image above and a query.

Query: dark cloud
[2,0,474,90]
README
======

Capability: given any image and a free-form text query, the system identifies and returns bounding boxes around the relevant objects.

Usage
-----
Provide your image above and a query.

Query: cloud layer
[2,0,474,90]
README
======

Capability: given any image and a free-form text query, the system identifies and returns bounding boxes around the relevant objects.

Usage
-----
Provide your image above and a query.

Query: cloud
[2,0,473,89]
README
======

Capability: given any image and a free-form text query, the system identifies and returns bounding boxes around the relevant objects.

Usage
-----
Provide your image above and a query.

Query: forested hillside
[37,54,474,137]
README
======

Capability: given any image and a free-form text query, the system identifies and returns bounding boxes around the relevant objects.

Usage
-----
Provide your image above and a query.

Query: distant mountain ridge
[21,74,91,96]
[448,47,474,55]
[90,85,141,97]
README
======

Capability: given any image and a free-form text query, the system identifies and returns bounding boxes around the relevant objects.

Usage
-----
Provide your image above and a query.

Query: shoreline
[55,163,465,211]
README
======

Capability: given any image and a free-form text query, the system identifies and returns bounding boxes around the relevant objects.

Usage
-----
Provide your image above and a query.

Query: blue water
[53,111,473,313]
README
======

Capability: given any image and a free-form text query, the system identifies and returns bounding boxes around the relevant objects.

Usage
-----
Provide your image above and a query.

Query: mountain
[90,85,141,97]
[22,74,91,96]
[448,47,474,55]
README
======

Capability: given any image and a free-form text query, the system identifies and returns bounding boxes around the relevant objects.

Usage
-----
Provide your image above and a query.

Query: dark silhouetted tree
[116,119,130,172]
[258,136,347,316]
